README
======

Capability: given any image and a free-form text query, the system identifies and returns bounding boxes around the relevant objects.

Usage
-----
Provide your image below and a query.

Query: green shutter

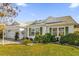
[65,27,68,35]
[29,28,31,36]
[49,28,52,34]
[40,27,42,35]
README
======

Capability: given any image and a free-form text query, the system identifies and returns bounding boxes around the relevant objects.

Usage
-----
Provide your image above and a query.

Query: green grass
[0,43,79,56]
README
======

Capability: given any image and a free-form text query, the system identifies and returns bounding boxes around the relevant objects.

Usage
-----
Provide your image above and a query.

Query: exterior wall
[5,26,19,39]
[23,28,27,38]
[75,28,79,32]
[74,24,79,32]
[42,26,46,35]
[5,30,15,39]
[46,26,50,33]
[5,26,25,40]
[26,24,75,38]
[27,27,29,37]
[68,25,74,33]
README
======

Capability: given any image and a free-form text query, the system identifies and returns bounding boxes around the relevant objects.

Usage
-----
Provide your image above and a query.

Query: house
[0,21,26,40]
[0,16,78,40]
[74,24,79,32]
[25,16,77,39]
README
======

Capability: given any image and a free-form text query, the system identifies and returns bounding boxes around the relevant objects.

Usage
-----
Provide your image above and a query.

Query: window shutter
[29,28,31,36]
[49,28,52,34]
[40,27,42,35]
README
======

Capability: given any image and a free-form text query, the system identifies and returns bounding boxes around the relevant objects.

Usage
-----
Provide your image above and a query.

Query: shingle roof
[29,16,77,26]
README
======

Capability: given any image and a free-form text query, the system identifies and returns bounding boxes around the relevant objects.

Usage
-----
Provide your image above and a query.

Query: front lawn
[0,44,79,56]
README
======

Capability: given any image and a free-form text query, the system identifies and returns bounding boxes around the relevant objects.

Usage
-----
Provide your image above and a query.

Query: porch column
[24,28,27,38]
[64,27,66,36]
[42,26,46,35]
[57,27,59,37]
[27,27,29,37]
[57,27,61,42]
[2,29,5,45]
[46,26,50,33]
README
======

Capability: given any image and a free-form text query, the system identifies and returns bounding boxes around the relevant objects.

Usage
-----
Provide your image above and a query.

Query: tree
[0,3,20,45]
[0,3,20,25]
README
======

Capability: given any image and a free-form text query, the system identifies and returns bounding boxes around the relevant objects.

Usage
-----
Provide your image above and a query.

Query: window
[36,28,40,35]
[53,28,57,36]
[29,28,40,36]
[29,28,34,36]
[59,28,64,36]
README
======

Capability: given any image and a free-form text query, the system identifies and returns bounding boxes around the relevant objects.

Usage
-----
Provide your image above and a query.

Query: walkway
[0,39,21,44]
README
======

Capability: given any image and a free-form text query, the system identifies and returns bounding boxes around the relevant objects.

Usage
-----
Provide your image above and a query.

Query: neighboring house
[0,21,26,40]
[25,16,77,39]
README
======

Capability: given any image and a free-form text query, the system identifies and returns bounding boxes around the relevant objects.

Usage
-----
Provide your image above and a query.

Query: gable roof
[29,16,77,26]
[11,21,20,25]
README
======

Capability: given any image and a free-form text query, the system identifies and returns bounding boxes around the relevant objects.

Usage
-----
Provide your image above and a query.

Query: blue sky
[15,3,79,23]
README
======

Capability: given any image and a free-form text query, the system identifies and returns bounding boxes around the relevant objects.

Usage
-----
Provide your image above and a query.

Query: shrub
[60,33,79,46]
[42,33,51,43]
[43,33,57,43]
[74,31,79,35]
[34,33,57,43]
[15,32,19,40]
[22,39,32,45]
[34,35,43,43]
[51,35,57,42]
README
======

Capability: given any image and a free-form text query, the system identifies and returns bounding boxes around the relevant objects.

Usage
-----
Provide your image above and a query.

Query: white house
[0,21,26,40]
[25,16,77,39]
[0,16,78,40]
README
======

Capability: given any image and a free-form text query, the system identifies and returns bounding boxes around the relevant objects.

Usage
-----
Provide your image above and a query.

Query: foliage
[34,34,43,43]
[22,39,32,45]
[0,3,19,17]
[51,35,57,42]
[0,3,20,24]
[15,32,19,40]
[60,33,79,46]
[34,33,57,43]
[43,33,56,43]
[74,31,79,35]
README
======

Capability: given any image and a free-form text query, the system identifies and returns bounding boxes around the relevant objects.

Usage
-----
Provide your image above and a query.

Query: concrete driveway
[0,39,21,44]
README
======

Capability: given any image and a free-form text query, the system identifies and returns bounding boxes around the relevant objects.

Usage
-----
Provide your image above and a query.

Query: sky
[15,3,79,23]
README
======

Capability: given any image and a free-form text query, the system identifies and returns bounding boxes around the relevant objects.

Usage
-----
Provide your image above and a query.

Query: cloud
[16,3,27,7]
[69,3,79,8]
